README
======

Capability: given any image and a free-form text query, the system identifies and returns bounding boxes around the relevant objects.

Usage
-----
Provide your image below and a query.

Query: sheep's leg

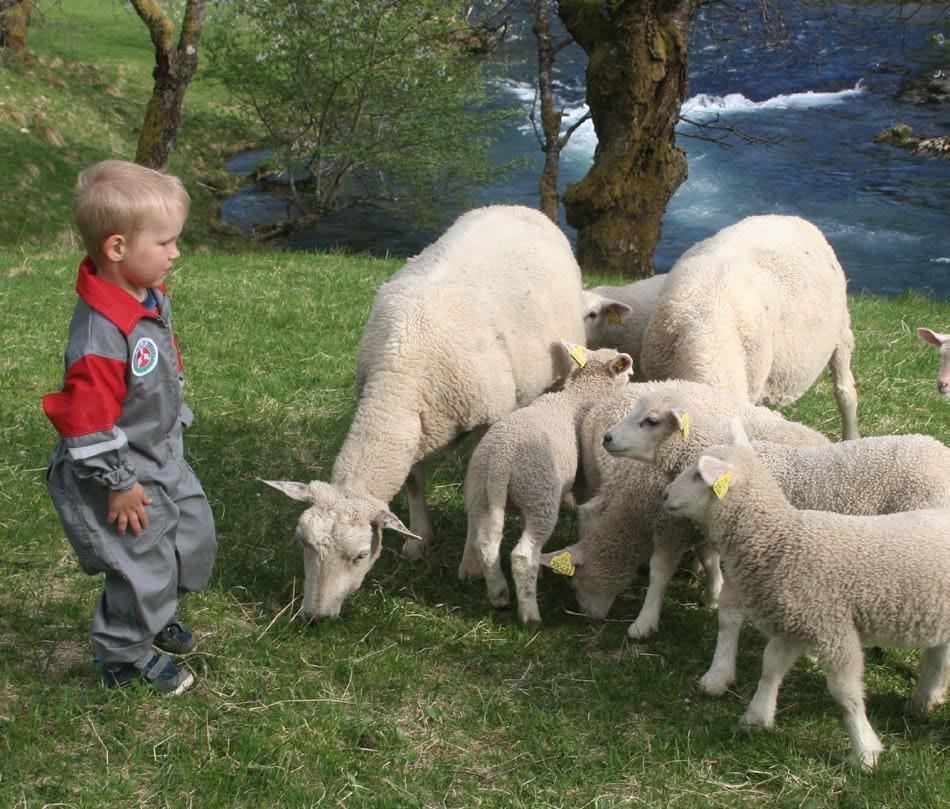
[696,542,723,608]
[627,547,680,640]
[823,644,882,770]
[401,461,435,561]
[475,504,509,608]
[511,511,558,628]
[457,512,482,581]
[910,643,950,713]
[739,635,802,729]
[829,332,859,441]
[699,579,743,697]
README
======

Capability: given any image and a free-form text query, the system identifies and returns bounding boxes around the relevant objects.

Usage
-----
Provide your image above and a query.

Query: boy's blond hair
[73,160,190,258]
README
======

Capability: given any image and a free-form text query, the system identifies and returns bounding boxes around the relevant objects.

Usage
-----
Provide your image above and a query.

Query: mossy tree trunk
[0,0,36,54]
[557,0,698,278]
[131,0,207,170]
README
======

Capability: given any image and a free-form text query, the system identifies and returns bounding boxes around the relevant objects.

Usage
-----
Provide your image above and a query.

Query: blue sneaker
[101,652,195,695]
[153,619,197,655]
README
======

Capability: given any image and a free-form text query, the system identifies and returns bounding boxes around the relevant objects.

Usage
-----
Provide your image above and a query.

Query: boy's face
[104,209,185,296]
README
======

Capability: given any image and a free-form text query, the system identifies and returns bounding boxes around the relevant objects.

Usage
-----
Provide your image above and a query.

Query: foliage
[205,0,512,228]
[1,247,948,806]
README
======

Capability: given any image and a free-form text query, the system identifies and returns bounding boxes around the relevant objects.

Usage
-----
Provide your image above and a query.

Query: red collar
[76,256,166,336]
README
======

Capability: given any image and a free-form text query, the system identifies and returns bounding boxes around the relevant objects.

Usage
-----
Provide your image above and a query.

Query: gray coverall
[43,258,217,666]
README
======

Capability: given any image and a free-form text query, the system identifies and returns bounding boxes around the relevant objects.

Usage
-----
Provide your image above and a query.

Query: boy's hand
[107,483,152,536]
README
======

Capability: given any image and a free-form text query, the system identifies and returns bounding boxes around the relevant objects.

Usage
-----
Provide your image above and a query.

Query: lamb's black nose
[662,491,670,502]
[603,432,613,447]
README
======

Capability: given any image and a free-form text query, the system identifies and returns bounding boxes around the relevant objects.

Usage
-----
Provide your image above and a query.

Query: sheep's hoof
[518,608,542,629]
[401,538,429,562]
[626,618,658,640]
[852,746,882,772]
[697,671,733,697]
[457,561,483,582]
[738,709,773,731]
[908,692,945,715]
[488,586,510,608]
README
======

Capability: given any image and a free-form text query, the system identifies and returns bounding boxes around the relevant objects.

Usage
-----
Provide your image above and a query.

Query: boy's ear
[102,233,126,262]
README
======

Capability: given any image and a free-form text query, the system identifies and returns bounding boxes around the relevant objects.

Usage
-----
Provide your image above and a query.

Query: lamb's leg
[829,330,859,441]
[627,547,680,640]
[696,541,723,608]
[910,643,950,714]
[739,635,802,729]
[511,510,558,629]
[823,644,883,770]
[457,511,482,581]
[699,579,743,697]
[475,504,509,608]
[401,461,435,561]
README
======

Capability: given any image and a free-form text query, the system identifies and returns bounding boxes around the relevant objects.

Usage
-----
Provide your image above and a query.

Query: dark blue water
[221,3,949,298]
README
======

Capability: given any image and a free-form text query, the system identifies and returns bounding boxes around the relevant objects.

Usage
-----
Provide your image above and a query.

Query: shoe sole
[169,670,195,696]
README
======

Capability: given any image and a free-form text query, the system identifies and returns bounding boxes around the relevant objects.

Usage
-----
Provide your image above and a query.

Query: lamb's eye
[642,415,659,427]
[585,311,598,320]
[352,551,369,564]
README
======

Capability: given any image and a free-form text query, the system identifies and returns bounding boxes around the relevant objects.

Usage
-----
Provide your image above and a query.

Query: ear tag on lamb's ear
[712,469,733,500]
[548,551,576,577]
[675,411,690,440]
[569,346,587,368]
[606,309,621,327]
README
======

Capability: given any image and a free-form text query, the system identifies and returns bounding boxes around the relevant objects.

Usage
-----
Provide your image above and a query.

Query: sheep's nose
[603,431,613,447]
[939,381,950,393]
[662,491,670,502]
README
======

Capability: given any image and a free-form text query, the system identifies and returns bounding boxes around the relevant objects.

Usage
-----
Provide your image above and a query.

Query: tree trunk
[0,0,36,53]
[557,0,697,278]
[534,0,561,222]
[131,0,207,170]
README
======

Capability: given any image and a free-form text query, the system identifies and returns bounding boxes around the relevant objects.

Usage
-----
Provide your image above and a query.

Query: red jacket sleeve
[42,354,127,437]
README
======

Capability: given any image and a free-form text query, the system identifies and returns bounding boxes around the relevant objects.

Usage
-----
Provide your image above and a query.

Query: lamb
[539,381,828,622]
[261,205,588,619]
[662,434,950,770]
[916,327,950,396]
[583,274,667,378]
[604,390,950,693]
[458,345,633,627]
[640,215,860,440]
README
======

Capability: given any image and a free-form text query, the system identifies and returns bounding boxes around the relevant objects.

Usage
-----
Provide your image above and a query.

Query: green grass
[0,249,947,807]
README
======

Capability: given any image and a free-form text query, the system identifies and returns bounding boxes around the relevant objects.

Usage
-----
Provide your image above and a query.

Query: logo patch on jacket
[131,337,159,377]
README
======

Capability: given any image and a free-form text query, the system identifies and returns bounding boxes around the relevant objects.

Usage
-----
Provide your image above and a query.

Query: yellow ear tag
[678,412,690,439]
[548,551,575,577]
[712,469,733,500]
[569,346,587,368]
[606,309,621,327]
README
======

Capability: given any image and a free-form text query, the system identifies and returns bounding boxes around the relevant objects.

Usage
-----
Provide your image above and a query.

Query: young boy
[42,160,217,695]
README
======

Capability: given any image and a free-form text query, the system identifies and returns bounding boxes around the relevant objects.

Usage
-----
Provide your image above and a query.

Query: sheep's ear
[610,353,633,376]
[540,544,585,576]
[560,341,587,368]
[728,416,752,448]
[917,327,949,346]
[670,409,690,438]
[372,509,421,541]
[697,456,737,498]
[258,478,315,503]
[601,299,632,326]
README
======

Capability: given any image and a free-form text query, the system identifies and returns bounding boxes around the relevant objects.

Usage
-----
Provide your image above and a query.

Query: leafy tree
[206,0,511,235]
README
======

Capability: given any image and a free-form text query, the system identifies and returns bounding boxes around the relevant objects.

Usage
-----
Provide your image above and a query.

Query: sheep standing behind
[916,327,950,396]
[641,215,860,440]
[460,345,633,627]
[663,437,950,770]
[539,381,828,622]
[261,205,588,619]
[583,274,667,378]
[604,391,950,693]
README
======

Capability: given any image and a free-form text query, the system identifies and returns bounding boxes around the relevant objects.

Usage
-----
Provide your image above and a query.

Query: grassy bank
[0,249,947,807]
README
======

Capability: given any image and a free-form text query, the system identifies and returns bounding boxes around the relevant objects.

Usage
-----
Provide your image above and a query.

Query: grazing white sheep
[604,391,950,692]
[916,327,950,396]
[539,381,828,622]
[459,345,633,627]
[662,435,950,770]
[640,215,860,440]
[262,205,588,619]
[583,274,667,378]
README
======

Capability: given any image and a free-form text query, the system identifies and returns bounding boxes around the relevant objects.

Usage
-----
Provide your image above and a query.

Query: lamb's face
[581,291,633,348]
[917,328,950,396]
[602,395,683,463]
[540,542,635,621]
[663,449,742,523]
[260,479,418,620]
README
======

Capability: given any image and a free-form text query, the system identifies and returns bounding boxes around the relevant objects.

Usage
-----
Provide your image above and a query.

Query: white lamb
[539,381,828,622]
[261,205,588,619]
[583,274,667,378]
[604,391,950,693]
[640,215,860,440]
[662,433,950,770]
[916,327,950,396]
[459,344,633,627]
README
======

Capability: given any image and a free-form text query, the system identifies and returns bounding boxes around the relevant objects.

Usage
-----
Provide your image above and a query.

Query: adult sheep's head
[581,291,632,348]
[260,479,418,620]
[917,327,950,396]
